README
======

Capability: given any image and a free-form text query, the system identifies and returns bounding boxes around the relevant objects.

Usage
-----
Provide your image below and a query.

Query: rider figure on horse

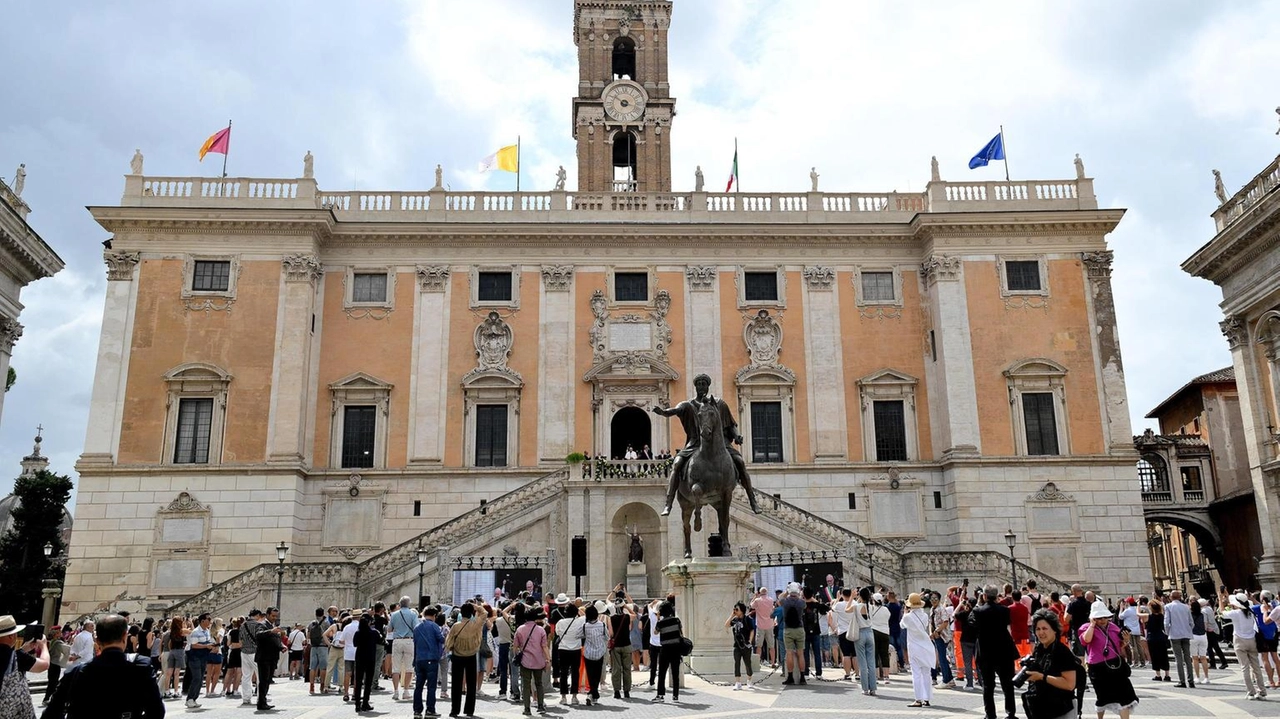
[651,373,763,516]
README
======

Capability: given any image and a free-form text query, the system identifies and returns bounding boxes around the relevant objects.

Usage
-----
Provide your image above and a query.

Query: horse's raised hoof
[683,550,693,559]
[659,506,671,517]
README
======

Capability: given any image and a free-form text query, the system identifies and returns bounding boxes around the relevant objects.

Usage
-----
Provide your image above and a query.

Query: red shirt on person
[1008,600,1030,643]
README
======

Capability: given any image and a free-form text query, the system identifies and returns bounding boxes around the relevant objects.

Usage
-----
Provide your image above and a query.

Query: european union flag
[968,132,1005,169]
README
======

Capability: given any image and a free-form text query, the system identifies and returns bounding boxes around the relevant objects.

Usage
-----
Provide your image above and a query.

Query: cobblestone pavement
[27,664,1276,718]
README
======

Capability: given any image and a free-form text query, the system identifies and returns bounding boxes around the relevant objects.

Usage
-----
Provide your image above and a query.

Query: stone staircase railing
[165,467,569,615]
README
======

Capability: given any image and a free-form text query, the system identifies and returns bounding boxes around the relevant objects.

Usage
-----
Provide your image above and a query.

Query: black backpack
[1029,593,1043,614]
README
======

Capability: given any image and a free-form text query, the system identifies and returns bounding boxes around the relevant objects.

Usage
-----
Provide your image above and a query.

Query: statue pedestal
[663,557,759,680]
[626,561,649,599]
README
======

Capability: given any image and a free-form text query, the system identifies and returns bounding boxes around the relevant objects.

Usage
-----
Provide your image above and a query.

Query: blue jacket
[413,620,445,662]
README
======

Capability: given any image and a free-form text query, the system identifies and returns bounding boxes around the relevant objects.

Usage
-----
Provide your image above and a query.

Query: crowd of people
[7,578,1280,718]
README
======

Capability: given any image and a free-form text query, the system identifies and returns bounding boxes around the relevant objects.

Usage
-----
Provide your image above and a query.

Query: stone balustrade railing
[586,458,673,480]
[1213,154,1280,233]
[120,174,1098,222]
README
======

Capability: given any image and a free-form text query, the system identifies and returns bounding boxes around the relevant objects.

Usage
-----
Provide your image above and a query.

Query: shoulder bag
[1101,624,1131,678]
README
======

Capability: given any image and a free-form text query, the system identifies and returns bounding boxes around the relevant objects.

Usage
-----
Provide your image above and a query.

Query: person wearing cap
[1079,600,1137,718]
[0,614,47,717]
[902,592,934,706]
[1222,592,1266,699]
[969,584,1017,719]
[41,614,164,719]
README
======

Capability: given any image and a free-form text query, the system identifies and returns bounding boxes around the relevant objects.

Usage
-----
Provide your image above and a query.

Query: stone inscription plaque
[162,517,206,544]
[323,495,383,548]
[155,558,203,589]
[609,322,651,352]
[1029,506,1074,535]
[1034,546,1080,577]
[870,491,922,536]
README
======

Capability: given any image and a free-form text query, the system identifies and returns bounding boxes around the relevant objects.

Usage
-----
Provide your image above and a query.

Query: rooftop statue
[130,150,144,175]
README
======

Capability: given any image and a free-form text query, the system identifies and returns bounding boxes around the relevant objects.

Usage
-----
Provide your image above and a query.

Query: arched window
[612,130,637,191]
[1137,455,1169,493]
[612,37,636,80]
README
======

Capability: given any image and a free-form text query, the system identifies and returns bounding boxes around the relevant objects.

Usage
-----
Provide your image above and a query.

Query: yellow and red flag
[198,126,231,161]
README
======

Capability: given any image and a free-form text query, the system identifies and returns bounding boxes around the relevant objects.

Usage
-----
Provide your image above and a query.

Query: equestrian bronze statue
[651,373,762,558]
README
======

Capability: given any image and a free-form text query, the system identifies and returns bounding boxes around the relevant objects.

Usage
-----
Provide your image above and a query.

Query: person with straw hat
[1222,591,1266,699]
[41,614,162,719]
[1079,599,1138,718]
[901,592,935,707]
[0,614,48,718]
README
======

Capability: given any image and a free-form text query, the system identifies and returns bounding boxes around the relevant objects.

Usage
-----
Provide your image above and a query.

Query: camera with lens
[1012,653,1042,689]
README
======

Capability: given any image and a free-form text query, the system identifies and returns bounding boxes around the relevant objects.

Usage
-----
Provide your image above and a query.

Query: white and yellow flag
[478,144,519,173]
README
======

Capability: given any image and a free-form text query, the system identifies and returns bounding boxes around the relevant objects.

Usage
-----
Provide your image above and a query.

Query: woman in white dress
[902,592,936,707]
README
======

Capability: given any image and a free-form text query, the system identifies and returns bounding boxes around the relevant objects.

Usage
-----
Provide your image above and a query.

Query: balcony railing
[119,174,1099,223]
[1142,491,1173,504]
[585,458,673,481]
[1212,154,1280,233]
[1182,489,1205,503]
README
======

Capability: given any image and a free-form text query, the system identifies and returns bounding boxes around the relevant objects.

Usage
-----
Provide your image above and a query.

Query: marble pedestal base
[663,557,759,680]
[627,561,649,599]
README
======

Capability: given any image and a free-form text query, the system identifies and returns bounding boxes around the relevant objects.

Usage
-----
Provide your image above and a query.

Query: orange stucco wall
[966,258,1105,456]
[119,258,279,464]
[312,270,415,468]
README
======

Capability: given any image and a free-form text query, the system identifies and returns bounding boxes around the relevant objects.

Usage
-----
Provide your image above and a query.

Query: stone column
[921,255,981,455]
[1082,251,1135,452]
[684,266,723,392]
[81,251,140,463]
[1222,316,1280,583]
[538,266,576,462]
[408,266,451,464]
[0,317,20,430]
[801,266,849,462]
[266,254,322,463]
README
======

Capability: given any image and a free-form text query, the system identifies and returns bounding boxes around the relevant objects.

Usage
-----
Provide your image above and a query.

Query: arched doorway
[611,502,663,598]
[610,406,651,459]
[612,130,637,191]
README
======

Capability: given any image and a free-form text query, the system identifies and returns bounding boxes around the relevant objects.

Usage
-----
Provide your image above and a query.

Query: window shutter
[872,400,907,461]
[1021,392,1059,455]
[750,401,784,463]
[341,406,377,468]
[174,398,214,464]
[475,405,508,467]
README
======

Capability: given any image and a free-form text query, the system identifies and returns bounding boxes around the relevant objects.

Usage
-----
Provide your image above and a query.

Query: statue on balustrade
[130,150,144,175]
[930,156,940,182]
[1275,106,1280,136]
[554,165,566,191]
[652,374,762,558]
[810,167,819,192]
[303,150,314,179]
[628,531,644,563]
[433,164,444,190]
[694,165,704,192]
[1213,169,1227,205]
[1074,153,1085,180]
[11,164,24,197]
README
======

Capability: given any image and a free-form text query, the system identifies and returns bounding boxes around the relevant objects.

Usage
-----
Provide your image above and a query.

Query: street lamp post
[416,542,429,604]
[41,542,60,628]
[275,541,289,612]
[1004,529,1018,590]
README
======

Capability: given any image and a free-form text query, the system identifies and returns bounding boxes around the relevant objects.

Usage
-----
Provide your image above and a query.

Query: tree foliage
[0,469,73,620]
[5,366,13,392]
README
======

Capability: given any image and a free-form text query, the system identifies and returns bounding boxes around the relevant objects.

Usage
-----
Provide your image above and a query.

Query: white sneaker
[733,682,741,691]
[185,699,200,709]
[571,695,580,705]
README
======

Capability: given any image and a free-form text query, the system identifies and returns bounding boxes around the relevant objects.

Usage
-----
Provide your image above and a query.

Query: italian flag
[725,148,738,192]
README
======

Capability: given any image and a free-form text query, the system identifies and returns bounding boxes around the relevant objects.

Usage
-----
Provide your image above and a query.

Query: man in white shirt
[1118,598,1146,667]
[1223,593,1266,700]
[341,612,360,701]
[830,588,858,680]
[69,621,94,669]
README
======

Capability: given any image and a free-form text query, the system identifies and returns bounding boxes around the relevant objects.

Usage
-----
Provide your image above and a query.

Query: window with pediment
[857,369,919,461]
[162,363,231,466]
[329,373,393,469]
[1004,358,1070,456]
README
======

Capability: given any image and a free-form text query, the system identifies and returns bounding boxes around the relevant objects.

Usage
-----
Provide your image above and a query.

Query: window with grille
[614,272,648,302]
[861,271,895,302]
[478,272,513,302]
[475,404,508,467]
[750,401,784,463]
[744,272,779,302]
[1021,392,1060,455]
[174,398,214,464]
[191,261,231,292]
[341,405,377,469]
[351,273,388,303]
[1138,458,1169,492]
[1005,260,1041,292]
[873,400,908,461]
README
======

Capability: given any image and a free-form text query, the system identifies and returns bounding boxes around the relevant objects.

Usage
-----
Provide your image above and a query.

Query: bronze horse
[677,401,737,559]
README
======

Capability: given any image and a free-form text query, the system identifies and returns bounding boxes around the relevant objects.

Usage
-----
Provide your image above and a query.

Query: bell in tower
[572,1,675,193]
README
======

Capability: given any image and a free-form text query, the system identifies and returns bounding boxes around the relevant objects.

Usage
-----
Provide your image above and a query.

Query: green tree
[0,469,73,620]
[5,366,13,392]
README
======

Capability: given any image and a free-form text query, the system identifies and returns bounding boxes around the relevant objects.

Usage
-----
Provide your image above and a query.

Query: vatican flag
[478,144,519,173]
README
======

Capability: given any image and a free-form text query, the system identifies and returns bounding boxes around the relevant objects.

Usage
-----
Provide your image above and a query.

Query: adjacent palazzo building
[1184,154,1280,588]
[65,0,1149,618]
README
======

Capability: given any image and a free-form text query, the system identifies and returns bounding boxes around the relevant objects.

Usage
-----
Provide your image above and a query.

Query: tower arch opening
[612,37,636,80]
[612,130,637,191]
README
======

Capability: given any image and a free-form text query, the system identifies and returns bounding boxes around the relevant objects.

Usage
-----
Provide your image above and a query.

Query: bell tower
[573,1,675,193]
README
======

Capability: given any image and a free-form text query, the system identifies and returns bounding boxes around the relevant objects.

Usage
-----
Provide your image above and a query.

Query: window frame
[735,266,787,309]
[343,266,396,312]
[749,400,785,463]
[608,268,653,305]
[1021,391,1061,456]
[173,397,215,464]
[328,372,393,470]
[162,363,231,467]
[857,369,919,462]
[998,256,1050,297]
[473,404,510,467]
[872,399,909,462]
[853,267,903,307]
[743,271,781,304]
[339,404,378,469]
[470,266,521,309]
[735,366,796,466]
[180,255,240,302]
[1004,358,1070,457]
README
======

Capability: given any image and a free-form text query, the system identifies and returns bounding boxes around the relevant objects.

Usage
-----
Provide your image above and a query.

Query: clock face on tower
[602,81,647,123]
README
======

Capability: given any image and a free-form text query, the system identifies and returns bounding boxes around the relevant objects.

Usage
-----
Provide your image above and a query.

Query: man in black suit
[255,607,287,711]
[969,585,1018,719]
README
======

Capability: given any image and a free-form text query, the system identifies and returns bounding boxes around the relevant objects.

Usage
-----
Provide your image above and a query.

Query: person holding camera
[1079,601,1138,719]
[1018,609,1078,719]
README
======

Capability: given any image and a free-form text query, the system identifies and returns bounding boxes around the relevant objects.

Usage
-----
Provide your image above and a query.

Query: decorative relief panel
[1220,315,1247,350]
[471,311,516,378]
[282,253,322,284]
[802,266,835,289]
[104,251,141,281]
[686,265,716,291]
[541,265,574,291]
[0,318,22,354]
[416,265,451,292]
[920,255,962,285]
[587,288,672,363]
[1081,250,1113,280]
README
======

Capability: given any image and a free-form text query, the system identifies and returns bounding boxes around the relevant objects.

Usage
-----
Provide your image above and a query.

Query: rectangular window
[848,493,857,510]
[861,271,895,302]
[1022,392,1060,455]
[351,272,388,303]
[1005,260,1042,292]
[413,500,421,517]
[475,404,508,467]
[341,405,377,469]
[744,272,779,302]
[873,400,908,461]
[614,272,648,302]
[750,401,784,463]
[191,260,231,292]
[1180,466,1203,492]
[173,398,214,464]
[933,491,943,509]
[478,272,513,302]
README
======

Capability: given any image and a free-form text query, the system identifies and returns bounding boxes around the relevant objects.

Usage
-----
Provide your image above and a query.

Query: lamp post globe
[1003,529,1017,589]
[43,542,53,558]
[275,541,289,612]
[416,542,429,605]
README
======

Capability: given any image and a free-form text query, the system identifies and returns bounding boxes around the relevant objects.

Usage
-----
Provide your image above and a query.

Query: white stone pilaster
[82,252,140,462]
[0,317,21,430]
[538,266,576,462]
[922,255,981,454]
[800,266,848,461]
[684,266,723,393]
[409,266,452,464]
[1223,316,1280,577]
[266,254,321,463]
[1082,251,1134,452]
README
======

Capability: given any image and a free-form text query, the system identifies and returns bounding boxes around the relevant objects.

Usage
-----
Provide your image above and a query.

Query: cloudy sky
[1,0,1277,503]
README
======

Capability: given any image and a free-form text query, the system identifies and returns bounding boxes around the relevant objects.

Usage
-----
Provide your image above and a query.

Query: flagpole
[516,135,521,192]
[219,119,232,196]
[735,137,739,193]
[999,124,1010,182]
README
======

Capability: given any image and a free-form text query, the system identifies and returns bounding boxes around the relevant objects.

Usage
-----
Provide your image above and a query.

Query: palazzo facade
[65,0,1149,619]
